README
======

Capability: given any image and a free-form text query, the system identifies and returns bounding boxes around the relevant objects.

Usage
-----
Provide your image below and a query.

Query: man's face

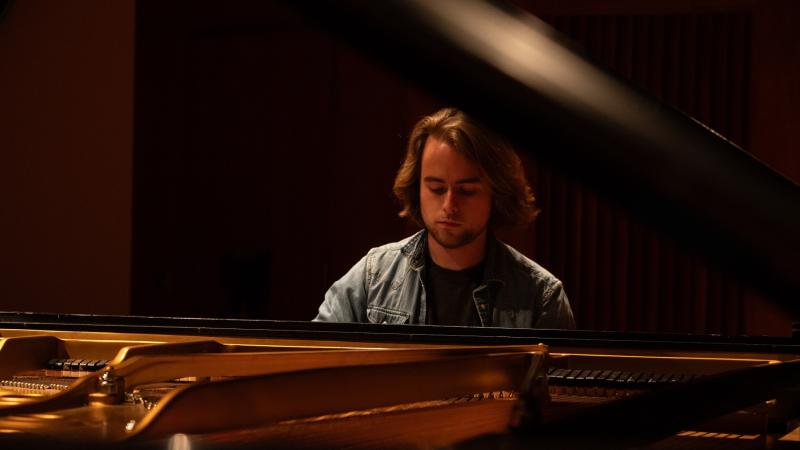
[419,136,492,249]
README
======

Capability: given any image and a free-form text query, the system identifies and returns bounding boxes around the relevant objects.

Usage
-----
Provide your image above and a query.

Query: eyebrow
[423,176,482,184]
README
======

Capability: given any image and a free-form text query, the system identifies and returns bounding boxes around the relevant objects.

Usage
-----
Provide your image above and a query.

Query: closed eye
[425,181,447,195]
[458,188,477,196]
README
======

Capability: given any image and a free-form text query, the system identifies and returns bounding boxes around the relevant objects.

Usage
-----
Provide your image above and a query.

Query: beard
[427,222,487,249]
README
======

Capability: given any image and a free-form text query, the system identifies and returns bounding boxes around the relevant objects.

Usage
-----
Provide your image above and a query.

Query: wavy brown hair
[393,107,539,229]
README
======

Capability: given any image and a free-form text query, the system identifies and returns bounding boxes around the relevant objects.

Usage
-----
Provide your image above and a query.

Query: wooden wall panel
[0,0,133,315]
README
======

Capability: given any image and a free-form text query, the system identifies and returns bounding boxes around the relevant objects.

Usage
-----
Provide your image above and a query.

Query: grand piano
[1,0,799,448]
[0,313,799,449]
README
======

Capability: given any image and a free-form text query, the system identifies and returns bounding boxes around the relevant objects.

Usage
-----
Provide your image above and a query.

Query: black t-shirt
[424,255,485,326]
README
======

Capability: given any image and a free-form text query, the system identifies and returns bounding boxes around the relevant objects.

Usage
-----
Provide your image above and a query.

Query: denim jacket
[314,230,575,329]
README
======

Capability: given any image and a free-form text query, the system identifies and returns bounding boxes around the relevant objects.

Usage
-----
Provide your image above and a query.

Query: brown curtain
[525,13,753,334]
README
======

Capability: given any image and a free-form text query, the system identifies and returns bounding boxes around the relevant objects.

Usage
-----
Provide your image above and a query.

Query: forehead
[420,136,483,181]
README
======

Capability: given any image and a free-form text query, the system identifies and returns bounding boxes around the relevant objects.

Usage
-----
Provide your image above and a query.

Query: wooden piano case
[0,312,798,449]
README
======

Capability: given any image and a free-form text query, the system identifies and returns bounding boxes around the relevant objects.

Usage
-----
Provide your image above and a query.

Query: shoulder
[496,241,563,293]
[493,240,575,329]
[365,232,419,261]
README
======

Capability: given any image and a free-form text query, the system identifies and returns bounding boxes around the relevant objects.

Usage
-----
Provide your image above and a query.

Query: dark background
[1,0,798,336]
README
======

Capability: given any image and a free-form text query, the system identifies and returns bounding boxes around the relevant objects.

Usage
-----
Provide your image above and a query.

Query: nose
[442,189,458,215]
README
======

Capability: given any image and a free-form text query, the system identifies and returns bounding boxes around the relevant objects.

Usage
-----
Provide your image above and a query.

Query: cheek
[419,190,437,216]
[472,194,493,219]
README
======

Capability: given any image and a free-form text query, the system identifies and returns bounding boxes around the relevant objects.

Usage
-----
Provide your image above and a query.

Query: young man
[314,108,575,329]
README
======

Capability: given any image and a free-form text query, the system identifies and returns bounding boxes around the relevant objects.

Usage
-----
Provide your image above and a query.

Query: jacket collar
[401,230,427,270]
[401,229,506,287]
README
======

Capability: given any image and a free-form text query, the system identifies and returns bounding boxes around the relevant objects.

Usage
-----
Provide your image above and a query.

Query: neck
[426,230,488,271]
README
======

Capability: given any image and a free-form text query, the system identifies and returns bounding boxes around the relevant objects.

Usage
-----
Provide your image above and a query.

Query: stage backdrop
[132,0,797,335]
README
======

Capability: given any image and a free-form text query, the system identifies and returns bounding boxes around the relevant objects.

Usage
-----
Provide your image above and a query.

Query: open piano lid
[293,0,800,311]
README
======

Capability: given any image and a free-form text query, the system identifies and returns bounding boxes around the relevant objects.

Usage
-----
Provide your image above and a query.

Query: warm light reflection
[0,397,33,406]
[168,433,191,450]
[30,413,61,420]
[412,0,642,120]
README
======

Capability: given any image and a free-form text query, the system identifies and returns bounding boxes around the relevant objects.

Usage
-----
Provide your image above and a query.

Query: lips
[437,220,461,227]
